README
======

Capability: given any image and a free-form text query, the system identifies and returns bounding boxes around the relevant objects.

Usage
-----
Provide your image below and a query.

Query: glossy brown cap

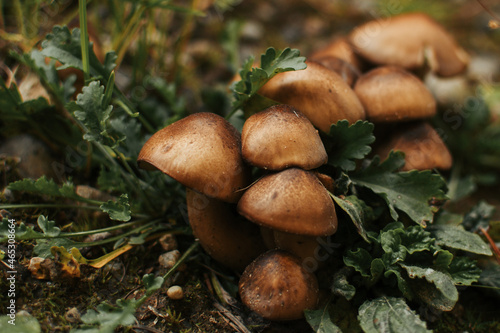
[186,188,267,272]
[237,168,337,236]
[349,12,469,77]
[373,121,452,171]
[354,66,436,123]
[241,105,328,170]
[308,55,361,87]
[258,60,366,133]
[137,112,251,203]
[239,250,319,321]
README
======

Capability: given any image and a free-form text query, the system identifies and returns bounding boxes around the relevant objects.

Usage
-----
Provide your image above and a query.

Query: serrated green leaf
[230,47,306,115]
[305,302,342,333]
[34,238,84,258]
[323,120,375,171]
[351,151,447,226]
[448,256,482,286]
[0,218,42,242]
[400,264,458,308]
[70,81,114,145]
[427,225,492,256]
[100,194,131,221]
[358,297,431,333]
[433,249,454,270]
[37,215,61,237]
[332,195,371,242]
[8,176,80,201]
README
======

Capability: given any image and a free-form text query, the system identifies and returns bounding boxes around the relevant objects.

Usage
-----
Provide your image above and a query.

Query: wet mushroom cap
[349,12,469,77]
[309,37,363,71]
[137,112,251,203]
[373,121,452,171]
[239,249,319,321]
[258,60,366,133]
[308,55,360,87]
[241,105,328,170]
[354,66,436,123]
[186,188,267,272]
[237,168,337,236]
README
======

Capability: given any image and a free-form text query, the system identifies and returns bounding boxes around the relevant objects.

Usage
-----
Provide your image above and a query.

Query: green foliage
[358,297,431,333]
[351,151,448,226]
[0,313,41,333]
[305,301,343,333]
[100,194,131,222]
[428,225,493,255]
[71,301,137,333]
[230,47,306,116]
[323,120,375,171]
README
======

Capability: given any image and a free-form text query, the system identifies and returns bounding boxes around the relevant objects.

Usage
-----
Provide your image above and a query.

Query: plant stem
[79,0,91,81]
[163,241,199,281]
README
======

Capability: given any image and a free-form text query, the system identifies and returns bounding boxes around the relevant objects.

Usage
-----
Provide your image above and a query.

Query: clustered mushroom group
[137,12,468,321]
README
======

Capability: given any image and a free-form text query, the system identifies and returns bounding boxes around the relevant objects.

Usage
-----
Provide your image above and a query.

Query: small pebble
[158,250,181,269]
[65,307,81,323]
[167,285,184,300]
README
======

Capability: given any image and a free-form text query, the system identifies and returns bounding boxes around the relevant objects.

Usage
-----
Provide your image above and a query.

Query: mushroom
[186,188,266,272]
[372,121,452,171]
[353,66,436,123]
[241,104,328,170]
[348,12,469,77]
[258,60,366,133]
[307,55,361,87]
[309,36,363,72]
[238,249,319,321]
[237,168,337,236]
[137,112,251,203]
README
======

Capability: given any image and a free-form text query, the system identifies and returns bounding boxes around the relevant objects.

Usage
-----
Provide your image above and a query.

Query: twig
[479,226,500,264]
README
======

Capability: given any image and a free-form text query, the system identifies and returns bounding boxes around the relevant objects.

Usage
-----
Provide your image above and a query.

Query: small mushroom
[241,105,327,170]
[354,66,436,123]
[349,12,469,77]
[137,112,251,203]
[239,249,319,321]
[309,36,363,72]
[309,55,361,87]
[258,60,366,133]
[237,168,337,236]
[373,121,452,171]
[186,188,266,272]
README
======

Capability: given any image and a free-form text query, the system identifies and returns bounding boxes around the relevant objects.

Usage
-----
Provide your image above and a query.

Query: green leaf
[0,219,40,241]
[384,266,413,299]
[72,301,136,333]
[351,151,447,226]
[479,264,500,298]
[305,301,342,333]
[0,313,41,333]
[100,194,131,221]
[230,47,306,115]
[8,176,81,201]
[332,195,371,242]
[427,225,492,256]
[37,215,61,237]
[358,297,431,333]
[380,228,406,265]
[448,256,482,286]
[323,120,375,171]
[143,274,164,295]
[399,226,435,254]
[400,264,458,309]
[344,248,372,278]
[69,81,114,145]
[331,269,356,300]
[34,238,84,258]
[462,200,495,232]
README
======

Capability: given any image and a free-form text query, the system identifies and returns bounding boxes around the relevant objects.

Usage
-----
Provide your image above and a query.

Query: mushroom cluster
[137,12,467,322]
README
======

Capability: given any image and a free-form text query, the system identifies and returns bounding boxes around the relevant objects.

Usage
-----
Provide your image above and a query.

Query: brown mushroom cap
[258,60,366,133]
[237,168,337,236]
[186,188,267,272]
[241,105,328,170]
[354,66,436,123]
[309,37,363,71]
[349,12,469,77]
[308,55,361,87]
[137,112,251,203]
[373,121,452,171]
[239,249,319,321]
